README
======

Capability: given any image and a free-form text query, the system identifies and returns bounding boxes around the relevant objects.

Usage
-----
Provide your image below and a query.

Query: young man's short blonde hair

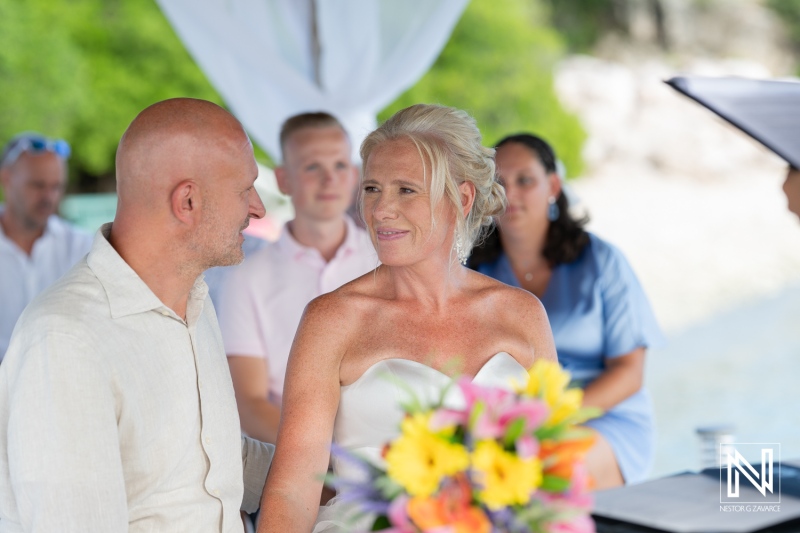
[279,112,348,162]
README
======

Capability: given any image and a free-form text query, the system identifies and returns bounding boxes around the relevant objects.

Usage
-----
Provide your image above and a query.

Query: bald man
[0,99,274,532]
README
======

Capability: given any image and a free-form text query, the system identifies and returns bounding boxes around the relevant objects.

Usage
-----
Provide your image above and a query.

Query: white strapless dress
[312,352,528,533]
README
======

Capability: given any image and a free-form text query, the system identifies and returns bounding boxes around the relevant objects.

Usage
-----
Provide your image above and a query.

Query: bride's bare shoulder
[469,269,545,317]
[467,270,556,362]
[302,270,381,328]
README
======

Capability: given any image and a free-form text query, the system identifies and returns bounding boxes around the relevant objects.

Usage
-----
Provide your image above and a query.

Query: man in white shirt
[0,99,274,532]
[0,133,92,360]
[218,113,377,444]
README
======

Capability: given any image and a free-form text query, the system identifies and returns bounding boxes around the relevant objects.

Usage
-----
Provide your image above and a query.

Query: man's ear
[170,179,200,225]
[275,166,292,196]
[458,181,476,218]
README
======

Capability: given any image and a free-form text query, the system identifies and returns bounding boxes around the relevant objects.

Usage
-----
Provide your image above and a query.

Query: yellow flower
[385,413,470,497]
[471,439,542,509]
[519,360,584,426]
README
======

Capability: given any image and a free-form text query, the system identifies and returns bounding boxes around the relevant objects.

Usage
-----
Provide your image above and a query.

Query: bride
[258,104,557,532]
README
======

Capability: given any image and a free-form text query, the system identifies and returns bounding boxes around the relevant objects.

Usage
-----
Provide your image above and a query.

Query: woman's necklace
[524,272,534,282]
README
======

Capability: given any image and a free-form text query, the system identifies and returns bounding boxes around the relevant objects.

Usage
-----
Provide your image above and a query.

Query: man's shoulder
[5,260,108,365]
[21,259,108,327]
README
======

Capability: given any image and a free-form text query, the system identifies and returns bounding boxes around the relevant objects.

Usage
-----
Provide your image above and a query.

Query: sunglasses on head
[1,135,71,168]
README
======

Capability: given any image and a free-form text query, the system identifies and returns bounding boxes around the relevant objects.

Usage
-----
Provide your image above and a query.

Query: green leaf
[540,475,572,493]
[371,515,392,531]
[469,400,487,430]
[503,417,527,448]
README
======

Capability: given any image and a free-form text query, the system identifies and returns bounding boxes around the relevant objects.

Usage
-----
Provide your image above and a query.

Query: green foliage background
[766,0,800,63]
[0,0,586,190]
[380,0,585,177]
[0,0,222,190]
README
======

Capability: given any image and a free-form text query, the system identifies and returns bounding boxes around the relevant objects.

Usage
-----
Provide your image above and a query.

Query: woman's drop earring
[547,196,560,221]
[454,233,468,265]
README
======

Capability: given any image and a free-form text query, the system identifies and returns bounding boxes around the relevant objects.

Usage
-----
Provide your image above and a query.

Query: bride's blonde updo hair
[360,104,506,260]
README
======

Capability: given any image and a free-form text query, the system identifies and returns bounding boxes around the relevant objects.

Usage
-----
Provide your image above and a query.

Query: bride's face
[362,138,456,267]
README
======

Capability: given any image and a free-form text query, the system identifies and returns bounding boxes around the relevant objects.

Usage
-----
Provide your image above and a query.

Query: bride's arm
[257,295,351,533]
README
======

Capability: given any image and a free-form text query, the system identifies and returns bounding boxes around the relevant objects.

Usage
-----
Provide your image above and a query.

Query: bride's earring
[454,232,468,265]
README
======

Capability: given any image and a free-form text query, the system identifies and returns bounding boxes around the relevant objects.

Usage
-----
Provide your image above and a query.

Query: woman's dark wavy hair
[468,133,590,269]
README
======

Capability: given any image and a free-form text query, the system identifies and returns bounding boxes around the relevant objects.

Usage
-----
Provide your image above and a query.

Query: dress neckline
[341,352,522,389]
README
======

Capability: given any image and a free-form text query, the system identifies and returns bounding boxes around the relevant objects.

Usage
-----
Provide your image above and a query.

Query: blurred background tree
[545,0,668,52]
[4,0,799,192]
[0,0,590,191]
[29,0,800,193]
[381,0,586,177]
[0,0,222,193]
[766,0,800,59]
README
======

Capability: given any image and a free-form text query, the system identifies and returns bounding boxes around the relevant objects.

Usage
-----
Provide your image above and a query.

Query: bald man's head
[116,98,251,203]
[112,98,265,270]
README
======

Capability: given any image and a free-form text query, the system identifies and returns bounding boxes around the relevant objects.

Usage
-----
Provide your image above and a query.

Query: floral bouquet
[326,360,601,533]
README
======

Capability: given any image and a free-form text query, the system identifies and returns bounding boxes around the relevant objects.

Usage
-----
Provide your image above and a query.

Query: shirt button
[205,437,212,445]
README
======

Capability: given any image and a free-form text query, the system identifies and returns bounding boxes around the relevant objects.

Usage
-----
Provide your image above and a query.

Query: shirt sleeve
[240,435,274,513]
[7,331,128,532]
[596,239,666,358]
[216,256,268,359]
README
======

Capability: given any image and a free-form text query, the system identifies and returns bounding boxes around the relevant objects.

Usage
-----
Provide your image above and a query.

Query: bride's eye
[399,187,415,194]
[363,185,379,193]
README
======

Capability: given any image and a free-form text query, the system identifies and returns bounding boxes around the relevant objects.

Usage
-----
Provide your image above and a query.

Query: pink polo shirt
[217,217,377,405]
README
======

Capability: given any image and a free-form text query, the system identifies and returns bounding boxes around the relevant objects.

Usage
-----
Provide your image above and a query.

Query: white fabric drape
[155,0,468,161]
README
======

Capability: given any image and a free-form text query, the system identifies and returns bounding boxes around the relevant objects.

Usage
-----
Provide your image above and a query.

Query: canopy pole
[310,0,322,89]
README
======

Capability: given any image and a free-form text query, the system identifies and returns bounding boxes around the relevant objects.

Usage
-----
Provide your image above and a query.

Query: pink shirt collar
[276,215,363,263]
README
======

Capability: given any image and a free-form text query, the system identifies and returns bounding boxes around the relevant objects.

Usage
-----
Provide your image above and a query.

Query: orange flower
[540,436,595,480]
[407,474,491,533]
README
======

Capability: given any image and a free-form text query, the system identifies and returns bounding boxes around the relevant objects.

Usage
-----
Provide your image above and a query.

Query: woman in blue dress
[469,133,664,488]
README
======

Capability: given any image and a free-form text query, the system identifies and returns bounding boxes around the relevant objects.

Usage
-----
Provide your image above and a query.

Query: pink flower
[450,379,549,440]
[429,408,469,431]
[515,435,540,459]
[497,399,549,434]
[386,495,415,533]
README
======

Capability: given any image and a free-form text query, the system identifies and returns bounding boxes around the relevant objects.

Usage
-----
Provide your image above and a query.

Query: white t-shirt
[0,208,93,359]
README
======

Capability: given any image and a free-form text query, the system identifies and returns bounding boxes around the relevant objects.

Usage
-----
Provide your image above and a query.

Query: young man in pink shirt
[218,113,376,443]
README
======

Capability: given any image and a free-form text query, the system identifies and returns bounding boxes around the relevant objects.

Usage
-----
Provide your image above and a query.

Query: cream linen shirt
[0,225,273,532]
[0,207,93,360]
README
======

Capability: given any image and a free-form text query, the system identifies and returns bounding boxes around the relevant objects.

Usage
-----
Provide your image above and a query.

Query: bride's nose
[370,191,398,220]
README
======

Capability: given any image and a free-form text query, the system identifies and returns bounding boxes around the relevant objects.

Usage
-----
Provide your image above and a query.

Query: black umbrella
[665,76,800,169]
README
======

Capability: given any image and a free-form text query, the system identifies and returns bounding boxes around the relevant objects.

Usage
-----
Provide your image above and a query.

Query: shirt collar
[337,215,360,258]
[87,223,208,319]
[276,215,360,262]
